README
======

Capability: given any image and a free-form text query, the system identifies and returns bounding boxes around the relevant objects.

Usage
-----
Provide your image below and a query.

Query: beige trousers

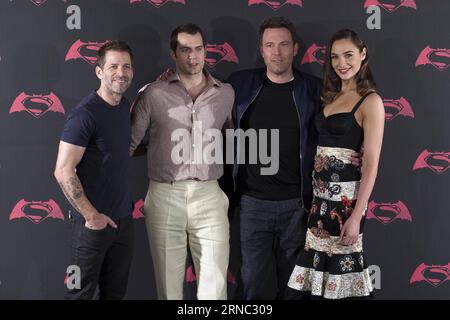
[144,180,229,300]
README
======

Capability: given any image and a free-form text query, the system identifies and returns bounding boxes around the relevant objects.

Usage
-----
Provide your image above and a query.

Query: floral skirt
[287,228,373,299]
[287,146,373,299]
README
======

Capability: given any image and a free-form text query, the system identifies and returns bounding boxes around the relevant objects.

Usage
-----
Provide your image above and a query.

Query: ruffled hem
[288,265,373,299]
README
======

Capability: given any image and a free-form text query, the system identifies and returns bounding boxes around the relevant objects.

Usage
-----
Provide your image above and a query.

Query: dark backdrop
[0,0,448,299]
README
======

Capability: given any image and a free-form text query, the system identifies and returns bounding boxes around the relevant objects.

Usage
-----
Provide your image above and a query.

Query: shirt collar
[169,69,221,88]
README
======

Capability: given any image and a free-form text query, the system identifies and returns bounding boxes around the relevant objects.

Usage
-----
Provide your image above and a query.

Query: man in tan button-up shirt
[130,24,234,300]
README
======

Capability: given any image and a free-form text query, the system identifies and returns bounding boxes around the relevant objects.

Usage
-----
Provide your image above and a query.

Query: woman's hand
[340,215,361,246]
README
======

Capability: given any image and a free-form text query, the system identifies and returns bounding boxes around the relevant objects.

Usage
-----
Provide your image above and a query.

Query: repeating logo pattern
[65,40,110,65]
[205,42,239,67]
[367,201,412,225]
[415,47,450,71]
[300,43,327,66]
[9,92,65,118]
[383,97,414,121]
[22,0,68,6]
[3,0,449,300]
[248,0,303,10]
[133,199,145,219]
[9,199,65,224]
[129,0,186,7]
[413,150,449,174]
[185,265,236,285]
[30,0,48,5]
[410,263,450,287]
[363,0,417,13]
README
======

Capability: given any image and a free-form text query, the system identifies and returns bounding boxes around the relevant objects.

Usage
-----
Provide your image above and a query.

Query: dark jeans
[239,195,307,300]
[65,215,134,300]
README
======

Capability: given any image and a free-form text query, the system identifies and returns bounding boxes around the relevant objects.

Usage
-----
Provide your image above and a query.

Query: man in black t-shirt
[54,40,134,300]
[227,17,322,300]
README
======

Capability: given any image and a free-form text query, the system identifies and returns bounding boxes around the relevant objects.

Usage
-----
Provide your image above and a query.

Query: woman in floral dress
[287,29,385,299]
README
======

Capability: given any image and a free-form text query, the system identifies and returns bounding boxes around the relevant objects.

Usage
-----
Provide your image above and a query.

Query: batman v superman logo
[363,0,417,13]
[205,43,239,67]
[9,199,65,224]
[415,46,450,71]
[129,0,186,7]
[9,92,65,118]
[413,150,449,174]
[65,40,110,65]
[248,0,303,10]
[367,201,412,225]
[410,263,450,287]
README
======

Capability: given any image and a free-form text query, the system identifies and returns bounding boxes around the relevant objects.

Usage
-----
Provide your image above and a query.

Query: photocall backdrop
[0,0,448,300]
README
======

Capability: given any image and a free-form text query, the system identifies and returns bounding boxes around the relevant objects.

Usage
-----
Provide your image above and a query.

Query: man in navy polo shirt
[54,40,134,300]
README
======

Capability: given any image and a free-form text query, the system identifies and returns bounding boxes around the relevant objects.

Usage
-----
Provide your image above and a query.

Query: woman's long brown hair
[321,29,376,105]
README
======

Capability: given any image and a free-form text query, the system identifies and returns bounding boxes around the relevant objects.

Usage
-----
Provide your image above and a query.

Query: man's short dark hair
[259,16,297,44]
[170,24,206,52]
[97,40,133,69]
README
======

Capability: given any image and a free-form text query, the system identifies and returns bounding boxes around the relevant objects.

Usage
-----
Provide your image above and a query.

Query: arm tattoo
[58,181,82,213]
[58,176,85,213]
[67,176,83,199]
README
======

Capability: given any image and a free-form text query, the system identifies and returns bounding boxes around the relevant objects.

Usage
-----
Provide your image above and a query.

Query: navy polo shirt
[61,91,132,220]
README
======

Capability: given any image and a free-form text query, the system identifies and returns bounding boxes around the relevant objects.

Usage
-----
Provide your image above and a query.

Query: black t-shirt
[239,77,301,200]
[61,91,132,220]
